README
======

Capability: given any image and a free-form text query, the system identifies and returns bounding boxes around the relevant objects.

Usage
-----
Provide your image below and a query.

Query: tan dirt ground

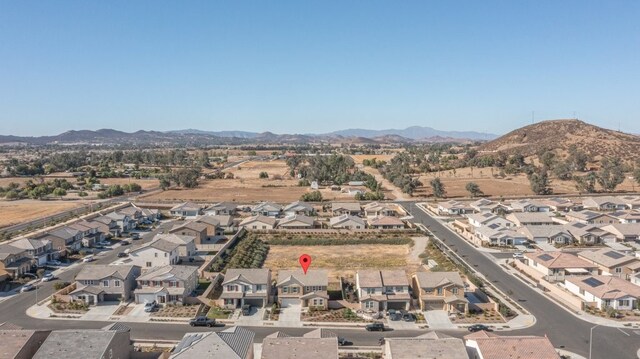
[99,178,159,190]
[0,200,87,228]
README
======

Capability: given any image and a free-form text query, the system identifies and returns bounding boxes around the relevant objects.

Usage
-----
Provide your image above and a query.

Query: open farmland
[0,200,87,228]
[263,244,410,279]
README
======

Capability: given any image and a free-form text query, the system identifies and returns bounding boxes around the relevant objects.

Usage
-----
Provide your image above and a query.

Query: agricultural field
[0,200,87,228]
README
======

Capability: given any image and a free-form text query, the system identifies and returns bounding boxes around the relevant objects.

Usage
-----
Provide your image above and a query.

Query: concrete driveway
[424,310,456,329]
[236,307,265,326]
[80,301,119,321]
[277,304,302,327]
[124,303,152,322]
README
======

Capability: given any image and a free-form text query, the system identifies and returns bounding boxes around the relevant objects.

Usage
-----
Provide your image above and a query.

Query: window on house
[366,288,376,294]
[114,280,121,287]
[452,288,458,295]
[164,253,168,257]
[154,253,158,258]
[146,262,152,267]
[103,280,109,287]
[256,285,264,291]
[618,300,629,307]
[365,301,375,309]
[292,287,299,293]
[282,287,289,293]
[615,267,622,273]
[437,288,443,295]
[396,286,404,292]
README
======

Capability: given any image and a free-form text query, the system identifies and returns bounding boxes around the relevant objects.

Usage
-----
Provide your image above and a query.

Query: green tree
[574,172,597,193]
[159,176,171,190]
[634,167,640,186]
[465,182,483,198]
[52,187,67,197]
[259,171,269,179]
[430,178,446,198]
[553,161,573,180]
[597,157,625,192]
[300,190,323,202]
[528,170,552,195]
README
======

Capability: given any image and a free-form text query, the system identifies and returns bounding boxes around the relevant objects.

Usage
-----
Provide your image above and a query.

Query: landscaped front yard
[207,305,233,320]
[151,304,199,318]
[451,309,506,324]
[48,300,89,314]
[302,308,372,323]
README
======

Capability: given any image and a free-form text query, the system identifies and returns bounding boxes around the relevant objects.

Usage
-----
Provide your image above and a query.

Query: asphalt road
[401,201,640,359]
[2,205,640,358]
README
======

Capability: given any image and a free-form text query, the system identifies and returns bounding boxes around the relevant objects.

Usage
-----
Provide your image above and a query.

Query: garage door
[387,301,407,310]
[103,294,122,302]
[423,301,443,310]
[137,293,157,304]
[244,298,265,308]
[280,298,299,308]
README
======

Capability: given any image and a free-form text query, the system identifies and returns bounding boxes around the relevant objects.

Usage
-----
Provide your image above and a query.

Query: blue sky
[1,1,639,136]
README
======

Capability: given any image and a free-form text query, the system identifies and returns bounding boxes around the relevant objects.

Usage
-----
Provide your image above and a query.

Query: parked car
[365,322,385,331]
[41,273,55,282]
[241,304,252,316]
[144,301,158,312]
[512,252,524,259]
[130,233,140,240]
[117,252,129,258]
[189,316,216,327]
[46,260,62,267]
[82,255,94,263]
[468,324,492,332]
[20,284,35,292]
[402,313,416,322]
[338,337,352,346]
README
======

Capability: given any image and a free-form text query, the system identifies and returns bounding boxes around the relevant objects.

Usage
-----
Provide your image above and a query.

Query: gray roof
[278,215,315,227]
[0,243,28,260]
[331,202,362,212]
[92,216,116,225]
[239,215,277,226]
[154,233,195,245]
[261,337,338,359]
[284,201,314,212]
[198,214,233,226]
[132,238,180,253]
[579,248,638,268]
[171,202,202,212]
[32,330,126,359]
[303,328,338,338]
[137,265,197,282]
[223,268,270,285]
[48,226,80,240]
[75,264,138,281]
[385,336,468,359]
[209,202,238,211]
[0,329,48,359]
[252,201,283,212]
[171,327,254,359]
[277,269,328,287]
[329,214,365,227]
[171,221,208,233]
[414,271,464,289]
[506,212,556,224]
[518,225,571,239]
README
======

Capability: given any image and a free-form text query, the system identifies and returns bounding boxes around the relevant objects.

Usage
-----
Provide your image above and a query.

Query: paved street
[401,201,640,359]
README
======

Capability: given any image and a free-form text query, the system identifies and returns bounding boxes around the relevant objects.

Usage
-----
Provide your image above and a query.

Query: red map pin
[299,254,312,274]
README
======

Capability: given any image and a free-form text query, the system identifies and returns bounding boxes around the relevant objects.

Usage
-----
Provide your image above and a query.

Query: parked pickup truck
[189,316,216,327]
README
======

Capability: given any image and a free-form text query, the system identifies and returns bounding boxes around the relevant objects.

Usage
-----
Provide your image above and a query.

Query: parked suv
[365,322,385,331]
[144,301,158,312]
[189,316,216,327]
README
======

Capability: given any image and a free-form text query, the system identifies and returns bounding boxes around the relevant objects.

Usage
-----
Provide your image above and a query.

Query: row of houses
[238,213,406,230]
[217,268,470,314]
[0,205,159,281]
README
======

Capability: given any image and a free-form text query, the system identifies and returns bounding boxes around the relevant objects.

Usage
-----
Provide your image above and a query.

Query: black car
[241,304,252,316]
[468,324,492,332]
[365,322,385,331]
[117,252,128,258]
[402,313,416,322]
[337,337,352,346]
[189,316,216,327]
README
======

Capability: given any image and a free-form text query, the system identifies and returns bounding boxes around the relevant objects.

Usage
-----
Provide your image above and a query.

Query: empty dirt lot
[0,200,87,228]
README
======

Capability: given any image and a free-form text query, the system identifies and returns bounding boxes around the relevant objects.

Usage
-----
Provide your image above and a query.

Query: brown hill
[479,119,640,161]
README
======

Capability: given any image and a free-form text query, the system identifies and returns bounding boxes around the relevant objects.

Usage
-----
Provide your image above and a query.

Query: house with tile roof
[33,329,132,359]
[565,210,620,225]
[171,327,255,359]
[0,329,51,359]
[565,275,640,310]
[261,335,338,359]
[251,202,283,217]
[276,269,329,309]
[518,225,573,245]
[436,200,474,216]
[356,270,410,311]
[329,214,366,230]
[524,251,598,282]
[133,265,198,305]
[284,201,316,217]
[330,202,362,216]
[126,238,180,269]
[70,265,140,305]
[170,202,203,218]
[384,332,468,359]
[169,221,207,244]
[277,215,316,229]
[7,238,52,266]
[464,331,560,359]
[152,233,196,260]
[221,268,272,309]
[412,272,468,313]
[582,196,627,211]
[578,248,640,278]
[366,216,405,230]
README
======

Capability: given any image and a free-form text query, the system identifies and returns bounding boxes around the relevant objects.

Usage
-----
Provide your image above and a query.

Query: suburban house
[507,199,550,212]
[470,199,510,214]
[205,202,238,216]
[355,270,411,312]
[0,244,32,279]
[127,238,180,269]
[202,214,235,232]
[283,201,315,217]
[105,211,135,233]
[171,327,255,359]
[565,210,619,225]
[611,210,640,223]
[70,265,140,305]
[564,223,616,244]
[0,329,52,359]
[251,202,283,217]
[69,221,105,247]
[329,214,366,230]
[582,196,627,211]
[193,216,226,237]
[91,216,122,237]
[600,223,640,242]
[170,202,203,218]
[169,221,207,245]
[117,206,143,225]
[542,198,582,212]
[366,216,405,230]
[619,196,640,210]
[465,213,514,229]
[464,331,560,359]
[578,248,640,278]
[48,226,83,252]
[331,202,362,216]
[276,269,329,309]
[138,207,161,222]
[239,215,277,230]
[33,329,132,359]
[518,226,573,245]
[565,275,640,310]
[436,200,473,216]
[364,202,403,217]
[277,215,316,229]
[134,265,198,305]
[506,212,557,226]
[261,335,338,359]
[474,226,528,246]
[152,234,196,261]
[524,251,598,282]
[384,332,468,359]
[412,271,468,313]
[7,238,52,266]
[220,268,272,309]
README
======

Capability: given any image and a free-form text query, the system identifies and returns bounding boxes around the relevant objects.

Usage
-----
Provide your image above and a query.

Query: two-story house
[8,238,52,266]
[276,269,329,309]
[0,244,32,279]
[169,221,207,245]
[91,216,121,237]
[412,271,468,313]
[356,270,410,312]
[69,221,105,247]
[153,234,196,261]
[194,216,226,238]
[524,251,598,282]
[221,268,272,309]
[105,211,134,233]
[134,265,198,305]
[47,226,83,253]
[127,238,180,269]
[70,265,141,305]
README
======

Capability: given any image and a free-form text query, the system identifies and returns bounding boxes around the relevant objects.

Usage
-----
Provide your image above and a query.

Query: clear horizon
[1,1,639,136]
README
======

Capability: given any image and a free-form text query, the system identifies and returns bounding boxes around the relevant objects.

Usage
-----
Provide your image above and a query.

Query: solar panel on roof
[582,278,604,287]
[538,254,554,261]
[604,251,625,259]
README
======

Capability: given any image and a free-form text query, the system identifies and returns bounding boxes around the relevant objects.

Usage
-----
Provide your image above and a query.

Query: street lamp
[22,273,39,304]
[589,324,599,359]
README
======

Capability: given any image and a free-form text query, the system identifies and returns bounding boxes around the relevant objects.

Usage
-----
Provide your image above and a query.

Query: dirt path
[408,236,429,264]
[359,165,410,200]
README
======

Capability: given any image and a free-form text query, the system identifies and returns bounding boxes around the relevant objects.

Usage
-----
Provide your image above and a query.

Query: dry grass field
[416,166,639,198]
[350,154,397,164]
[263,244,410,279]
[0,200,86,228]
[100,178,159,190]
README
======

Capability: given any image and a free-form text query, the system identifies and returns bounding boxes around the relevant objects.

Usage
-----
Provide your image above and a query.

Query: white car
[41,273,55,282]
[83,255,94,263]
[513,252,524,259]
[47,260,62,267]
[20,284,35,292]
